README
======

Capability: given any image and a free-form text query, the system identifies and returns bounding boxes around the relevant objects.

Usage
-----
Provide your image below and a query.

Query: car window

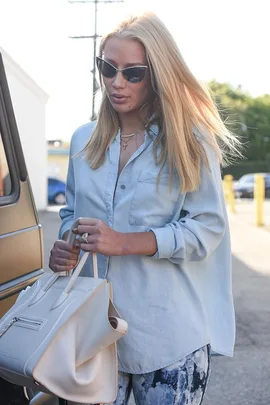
[239,174,254,184]
[0,132,12,196]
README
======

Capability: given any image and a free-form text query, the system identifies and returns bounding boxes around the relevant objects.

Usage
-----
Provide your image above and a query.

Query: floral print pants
[113,345,211,405]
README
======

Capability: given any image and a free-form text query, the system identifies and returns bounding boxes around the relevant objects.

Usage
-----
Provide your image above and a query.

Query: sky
[0,0,269,140]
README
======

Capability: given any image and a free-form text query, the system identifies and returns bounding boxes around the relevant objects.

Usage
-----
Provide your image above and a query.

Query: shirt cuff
[149,226,176,259]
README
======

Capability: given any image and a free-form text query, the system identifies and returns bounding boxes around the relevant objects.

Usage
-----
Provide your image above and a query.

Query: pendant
[121,140,129,151]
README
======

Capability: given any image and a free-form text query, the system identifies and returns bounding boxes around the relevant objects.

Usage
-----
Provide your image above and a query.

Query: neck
[118,111,146,135]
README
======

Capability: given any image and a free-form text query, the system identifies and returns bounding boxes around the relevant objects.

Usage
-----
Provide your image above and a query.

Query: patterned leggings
[114,345,211,405]
[69,344,211,405]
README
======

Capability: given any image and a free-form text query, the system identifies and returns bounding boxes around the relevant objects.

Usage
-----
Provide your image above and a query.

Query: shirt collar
[149,124,159,137]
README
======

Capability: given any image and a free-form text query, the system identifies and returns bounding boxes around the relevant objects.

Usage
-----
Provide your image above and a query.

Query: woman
[49,12,241,405]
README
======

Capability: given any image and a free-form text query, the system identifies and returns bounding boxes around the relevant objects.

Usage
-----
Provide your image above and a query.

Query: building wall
[1,47,49,210]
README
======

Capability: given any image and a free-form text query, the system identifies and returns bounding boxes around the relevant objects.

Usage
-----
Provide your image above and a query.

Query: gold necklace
[120,129,140,151]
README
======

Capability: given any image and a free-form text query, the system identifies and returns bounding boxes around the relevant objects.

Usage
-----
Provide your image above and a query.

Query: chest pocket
[129,171,181,227]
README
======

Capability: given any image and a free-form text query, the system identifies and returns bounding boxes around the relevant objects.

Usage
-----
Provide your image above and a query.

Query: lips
[110,94,128,105]
[111,94,127,99]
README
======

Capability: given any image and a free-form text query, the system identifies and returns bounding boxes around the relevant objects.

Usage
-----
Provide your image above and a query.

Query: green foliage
[208,81,270,165]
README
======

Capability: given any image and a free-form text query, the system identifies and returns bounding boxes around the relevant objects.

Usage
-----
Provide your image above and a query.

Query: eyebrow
[106,58,146,67]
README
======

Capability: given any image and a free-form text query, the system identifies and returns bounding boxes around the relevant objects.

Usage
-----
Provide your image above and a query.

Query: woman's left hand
[72,217,124,256]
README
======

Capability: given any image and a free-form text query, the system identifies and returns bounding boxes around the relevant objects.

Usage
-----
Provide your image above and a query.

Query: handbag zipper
[0,317,18,337]
[16,316,43,326]
[0,316,43,337]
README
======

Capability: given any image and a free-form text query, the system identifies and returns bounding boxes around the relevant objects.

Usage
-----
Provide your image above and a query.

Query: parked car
[234,173,270,198]
[48,177,66,205]
[0,53,59,404]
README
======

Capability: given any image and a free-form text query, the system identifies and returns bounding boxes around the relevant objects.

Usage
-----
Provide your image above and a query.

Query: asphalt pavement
[39,201,270,405]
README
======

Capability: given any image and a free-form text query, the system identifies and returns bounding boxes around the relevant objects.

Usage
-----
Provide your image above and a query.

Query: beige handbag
[0,221,128,404]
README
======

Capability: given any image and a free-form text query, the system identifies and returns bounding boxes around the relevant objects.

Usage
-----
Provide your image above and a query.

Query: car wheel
[54,193,66,205]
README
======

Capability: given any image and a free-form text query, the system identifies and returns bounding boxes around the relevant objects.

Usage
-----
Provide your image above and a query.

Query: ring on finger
[81,232,89,244]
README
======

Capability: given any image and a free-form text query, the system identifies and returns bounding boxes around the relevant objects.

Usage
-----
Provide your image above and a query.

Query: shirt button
[120,185,126,190]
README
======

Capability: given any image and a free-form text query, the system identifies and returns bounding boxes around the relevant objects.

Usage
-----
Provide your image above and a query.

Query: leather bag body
[0,221,128,404]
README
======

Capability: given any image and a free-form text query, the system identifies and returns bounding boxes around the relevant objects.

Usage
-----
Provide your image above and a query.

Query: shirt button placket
[105,172,116,228]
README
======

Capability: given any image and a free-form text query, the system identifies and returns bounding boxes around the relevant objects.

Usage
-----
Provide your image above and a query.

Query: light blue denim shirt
[59,121,235,374]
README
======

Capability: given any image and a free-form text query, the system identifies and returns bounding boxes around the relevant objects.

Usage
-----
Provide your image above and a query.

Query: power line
[68,0,124,120]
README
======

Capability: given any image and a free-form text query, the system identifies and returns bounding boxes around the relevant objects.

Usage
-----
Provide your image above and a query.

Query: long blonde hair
[84,12,241,192]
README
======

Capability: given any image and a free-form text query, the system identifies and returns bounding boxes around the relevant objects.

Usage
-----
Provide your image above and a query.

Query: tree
[208,81,270,163]
[244,95,270,161]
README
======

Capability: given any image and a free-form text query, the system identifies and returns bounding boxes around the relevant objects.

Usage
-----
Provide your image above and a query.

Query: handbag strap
[49,222,100,309]
[43,221,98,293]
[66,220,98,279]
[28,221,99,308]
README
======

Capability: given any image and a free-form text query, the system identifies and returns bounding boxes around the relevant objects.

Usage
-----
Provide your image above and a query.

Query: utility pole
[68,0,124,121]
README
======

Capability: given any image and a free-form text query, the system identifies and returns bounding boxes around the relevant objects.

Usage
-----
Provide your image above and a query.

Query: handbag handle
[29,220,99,308]
[66,220,98,279]
[50,221,99,309]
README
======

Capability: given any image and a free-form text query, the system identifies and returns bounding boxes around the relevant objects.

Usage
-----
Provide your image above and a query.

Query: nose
[112,71,126,89]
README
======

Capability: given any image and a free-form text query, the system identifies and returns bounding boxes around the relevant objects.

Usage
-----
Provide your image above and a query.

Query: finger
[72,220,99,234]
[79,242,97,252]
[76,234,97,246]
[54,250,79,261]
[55,240,80,252]
[50,264,74,273]
[56,258,78,266]
[74,225,99,235]
[77,218,99,226]
[55,240,80,253]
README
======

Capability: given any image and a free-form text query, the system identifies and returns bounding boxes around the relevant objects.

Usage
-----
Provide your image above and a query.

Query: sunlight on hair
[84,11,243,193]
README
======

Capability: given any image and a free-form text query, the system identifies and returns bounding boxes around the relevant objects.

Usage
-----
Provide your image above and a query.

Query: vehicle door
[0,52,60,405]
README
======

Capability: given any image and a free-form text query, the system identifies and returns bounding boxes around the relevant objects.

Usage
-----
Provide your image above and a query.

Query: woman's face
[101,37,153,117]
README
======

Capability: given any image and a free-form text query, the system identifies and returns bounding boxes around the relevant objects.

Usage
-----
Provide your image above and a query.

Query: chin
[111,104,136,114]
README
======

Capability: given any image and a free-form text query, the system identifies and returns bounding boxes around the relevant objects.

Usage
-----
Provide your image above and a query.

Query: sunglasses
[96,56,148,83]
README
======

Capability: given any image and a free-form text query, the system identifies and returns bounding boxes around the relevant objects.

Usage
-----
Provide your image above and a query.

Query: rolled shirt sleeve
[150,142,226,263]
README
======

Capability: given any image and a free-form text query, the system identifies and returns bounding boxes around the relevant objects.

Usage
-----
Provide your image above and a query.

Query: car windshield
[239,175,254,184]
[239,173,270,186]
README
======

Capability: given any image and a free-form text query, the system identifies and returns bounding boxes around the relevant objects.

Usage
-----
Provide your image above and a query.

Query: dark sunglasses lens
[124,67,146,83]
[97,59,116,78]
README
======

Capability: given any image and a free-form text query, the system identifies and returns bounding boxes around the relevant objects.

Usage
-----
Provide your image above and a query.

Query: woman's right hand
[49,239,80,273]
